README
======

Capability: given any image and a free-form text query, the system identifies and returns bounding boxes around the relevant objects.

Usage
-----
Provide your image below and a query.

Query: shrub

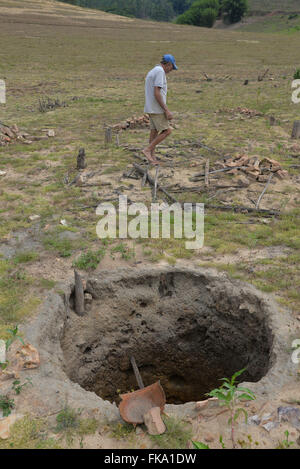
[220,0,248,24]
[176,0,219,27]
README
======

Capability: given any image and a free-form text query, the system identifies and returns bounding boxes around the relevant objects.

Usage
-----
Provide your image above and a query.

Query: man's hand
[164,109,173,121]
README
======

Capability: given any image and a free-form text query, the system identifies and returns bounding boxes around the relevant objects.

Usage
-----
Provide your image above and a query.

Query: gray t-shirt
[144,65,167,114]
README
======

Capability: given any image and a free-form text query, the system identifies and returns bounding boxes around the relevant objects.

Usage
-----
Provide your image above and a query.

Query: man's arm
[154,86,173,120]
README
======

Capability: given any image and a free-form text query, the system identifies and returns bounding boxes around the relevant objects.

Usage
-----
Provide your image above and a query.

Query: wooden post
[77,148,86,170]
[153,166,159,201]
[130,356,144,389]
[291,121,300,139]
[104,127,112,146]
[74,270,85,316]
[205,159,210,187]
[269,116,276,126]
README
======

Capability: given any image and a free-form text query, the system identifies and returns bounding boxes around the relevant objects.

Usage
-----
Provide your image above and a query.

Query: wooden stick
[130,356,144,389]
[256,172,273,209]
[77,148,86,170]
[204,159,209,187]
[133,162,178,203]
[205,203,279,216]
[194,141,222,156]
[133,163,279,216]
[291,121,300,139]
[141,168,148,187]
[74,270,85,316]
[153,166,159,201]
[191,166,245,180]
[104,127,112,146]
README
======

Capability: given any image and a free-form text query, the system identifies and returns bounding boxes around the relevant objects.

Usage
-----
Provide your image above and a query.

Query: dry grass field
[0,0,300,449]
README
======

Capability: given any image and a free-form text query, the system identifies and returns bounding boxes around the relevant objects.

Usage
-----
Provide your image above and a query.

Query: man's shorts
[148,113,169,133]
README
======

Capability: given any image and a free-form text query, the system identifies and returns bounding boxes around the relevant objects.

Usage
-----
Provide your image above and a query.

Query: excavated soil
[20,265,296,425]
[62,267,275,405]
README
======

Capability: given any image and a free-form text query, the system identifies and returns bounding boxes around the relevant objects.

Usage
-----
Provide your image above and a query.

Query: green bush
[220,0,248,24]
[294,69,300,80]
[72,248,105,270]
[176,0,219,27]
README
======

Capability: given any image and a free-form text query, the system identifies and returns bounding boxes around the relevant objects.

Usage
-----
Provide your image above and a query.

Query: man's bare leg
[149,129,158,158]
[143,128,171,164]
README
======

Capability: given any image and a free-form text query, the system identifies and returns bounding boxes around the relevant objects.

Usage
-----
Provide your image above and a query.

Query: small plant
[206,368,256,449]
[192,440,210,449]
[110,243,134,260]
[149,415,192,449]
[55,406,80,432]
[110,422,135,440]
[5,325,24,351]
[294,69,300,80]
[276,430,294,449]
[72,248,105,270]
[0,394,15,417]
[219,435,226,448]
[38,96,67,113]
[55,406,81,446]
[12,378,33,395]
[54,405,97,447]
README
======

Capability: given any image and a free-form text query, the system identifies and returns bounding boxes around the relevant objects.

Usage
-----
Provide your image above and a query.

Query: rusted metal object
[119,381,166,424]
[118,356,166,424]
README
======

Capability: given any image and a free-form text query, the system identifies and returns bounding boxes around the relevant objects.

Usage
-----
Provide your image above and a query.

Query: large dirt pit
[23,265,296,423]
[61,267,278,406]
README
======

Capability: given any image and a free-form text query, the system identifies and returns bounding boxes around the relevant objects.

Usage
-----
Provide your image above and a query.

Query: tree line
[58,0,248,26]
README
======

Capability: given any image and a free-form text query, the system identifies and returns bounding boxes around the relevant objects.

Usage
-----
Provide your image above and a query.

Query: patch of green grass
[72,248,106,270]
[0,260,41,326]
[0,416,62,449]
[149,415,192,449]
[110,243,135,260]
[43,236,73,257]
[55,406,98,447]
[110,422,136,440]
[13,251,40,264]
[37,278,56,289]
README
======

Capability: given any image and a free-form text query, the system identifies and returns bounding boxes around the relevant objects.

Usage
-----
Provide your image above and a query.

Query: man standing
[143,54,178,165]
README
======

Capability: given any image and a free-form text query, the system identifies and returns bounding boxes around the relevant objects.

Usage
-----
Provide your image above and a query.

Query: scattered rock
[143,407,166,435]
[236,175,250,187]
[0,369,19,382]
[261,413,273,422]
[278,407,300,429]
[75,175,84,186]
[0,340,6,363]
[84,293,93,312]
[262,421,278,432]
[16,343,40,370]
[248,415,261,425]
[0,414,23,440]
[112,114,150,132]
[0,170,7,176]
[135,425,144,436]
[28,215,40,222]
[195,397,218,409]
[47,129,55,137]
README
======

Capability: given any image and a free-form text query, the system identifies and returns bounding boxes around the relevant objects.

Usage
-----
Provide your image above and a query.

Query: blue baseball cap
[162,54,178,70]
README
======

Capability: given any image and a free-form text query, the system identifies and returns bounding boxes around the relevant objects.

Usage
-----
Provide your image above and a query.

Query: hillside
[248,0,300,14]
[0,0,300,450]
